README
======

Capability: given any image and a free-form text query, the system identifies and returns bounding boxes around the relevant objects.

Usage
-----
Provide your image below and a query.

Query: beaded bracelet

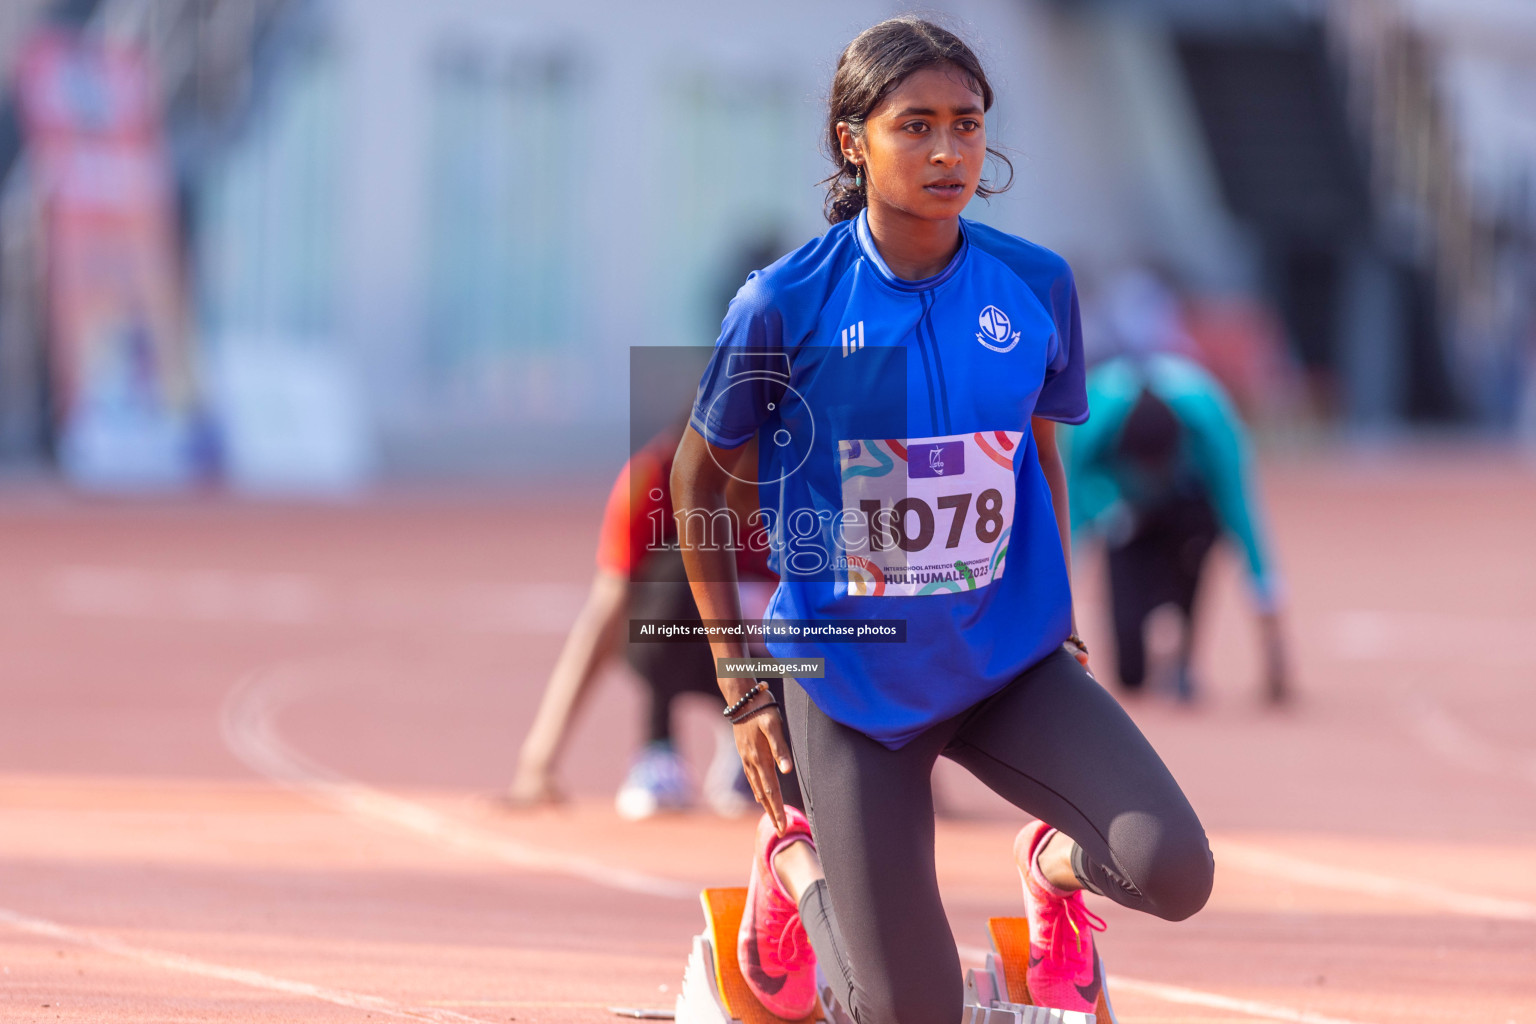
[729,694,781,727]
[722,681,768,719]
[1065,633,1089,655]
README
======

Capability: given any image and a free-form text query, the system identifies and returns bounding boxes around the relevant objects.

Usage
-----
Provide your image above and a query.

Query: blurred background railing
[0,0,1530,491]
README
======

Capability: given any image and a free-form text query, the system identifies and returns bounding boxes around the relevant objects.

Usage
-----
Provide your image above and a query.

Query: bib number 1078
[838,432,1020,597]
[858,488,1005,553]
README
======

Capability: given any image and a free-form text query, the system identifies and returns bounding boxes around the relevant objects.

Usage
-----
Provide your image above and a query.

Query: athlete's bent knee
[1142,830,1214,922]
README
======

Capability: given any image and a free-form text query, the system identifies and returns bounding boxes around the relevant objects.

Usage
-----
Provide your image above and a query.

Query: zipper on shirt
[910,299,943,435]
[918,292,953,434]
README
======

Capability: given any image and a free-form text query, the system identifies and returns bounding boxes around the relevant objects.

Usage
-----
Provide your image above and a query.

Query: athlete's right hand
[731,687,795,835]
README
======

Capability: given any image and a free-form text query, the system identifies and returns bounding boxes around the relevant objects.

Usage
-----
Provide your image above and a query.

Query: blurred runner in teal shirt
[1067,350,1290,704]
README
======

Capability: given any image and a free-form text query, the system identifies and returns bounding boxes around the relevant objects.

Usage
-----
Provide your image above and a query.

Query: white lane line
[219,662,696,900]
[225,659,1536,923]
[0,904,495,1024]
[1215,841,1536,922]
[46,565,586,635]
[228,659,1532,1024]
[49,566,327,624]
[1400,694,1536,789]
[953,946,1380,1024]
[1099,976,1378,1024]
[1330,609,1536,666]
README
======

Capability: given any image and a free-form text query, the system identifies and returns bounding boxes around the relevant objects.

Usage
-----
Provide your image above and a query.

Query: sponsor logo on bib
[908,440,963,478]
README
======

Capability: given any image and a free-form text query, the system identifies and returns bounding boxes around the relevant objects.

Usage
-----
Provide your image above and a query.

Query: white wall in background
[198,0,1235,477]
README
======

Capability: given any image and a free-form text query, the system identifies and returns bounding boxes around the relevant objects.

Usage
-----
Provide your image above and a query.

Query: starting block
[677,887,822,1024]
[967,916,1119,1024]
[675,889,1119,1024]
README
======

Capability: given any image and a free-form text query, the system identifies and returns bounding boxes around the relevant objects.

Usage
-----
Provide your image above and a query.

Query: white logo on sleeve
[976,305,1021,352]
[841,320,865,357]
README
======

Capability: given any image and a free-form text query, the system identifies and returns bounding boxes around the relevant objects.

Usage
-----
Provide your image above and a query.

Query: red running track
[0,447,1533,1024]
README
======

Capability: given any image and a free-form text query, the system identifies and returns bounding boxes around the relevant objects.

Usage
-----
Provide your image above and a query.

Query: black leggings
[624,582,719,744]
[625,550,721,744]
[1107,492,1218,691]
[787,649,1213,1024]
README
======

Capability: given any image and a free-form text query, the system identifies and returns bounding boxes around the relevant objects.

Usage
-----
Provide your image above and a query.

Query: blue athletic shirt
[689,209,1088,748]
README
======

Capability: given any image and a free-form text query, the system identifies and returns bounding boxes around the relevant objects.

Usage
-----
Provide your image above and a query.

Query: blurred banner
[16,30,200,489]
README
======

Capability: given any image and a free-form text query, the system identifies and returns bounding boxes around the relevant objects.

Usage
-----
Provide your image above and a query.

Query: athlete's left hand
[731,689,794,835]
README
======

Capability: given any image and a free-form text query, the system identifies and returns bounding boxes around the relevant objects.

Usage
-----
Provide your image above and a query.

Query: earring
[853,166,864,189]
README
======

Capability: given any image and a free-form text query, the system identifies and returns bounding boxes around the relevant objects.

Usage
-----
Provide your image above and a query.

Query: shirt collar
[854,208,969,292]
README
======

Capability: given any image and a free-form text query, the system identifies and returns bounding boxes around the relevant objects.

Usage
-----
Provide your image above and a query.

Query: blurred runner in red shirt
[506,427,797,818]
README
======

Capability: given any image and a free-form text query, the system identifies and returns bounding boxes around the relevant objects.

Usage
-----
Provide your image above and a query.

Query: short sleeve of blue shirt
[1033,278,1089,425]
[690,229,860,449]
[689,275,783,450]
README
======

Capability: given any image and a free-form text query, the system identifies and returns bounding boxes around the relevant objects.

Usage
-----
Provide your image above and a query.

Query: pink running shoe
[737,808,818,1019]
[1014,820,1107,1013]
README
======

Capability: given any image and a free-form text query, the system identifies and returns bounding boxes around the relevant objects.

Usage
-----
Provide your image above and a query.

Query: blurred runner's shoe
[614,741,692,820]
[738,808,818,1019]
[1015,820,1107,1013]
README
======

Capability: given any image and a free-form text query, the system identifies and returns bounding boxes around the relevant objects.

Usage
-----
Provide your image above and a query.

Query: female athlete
[672,18,1214,1024]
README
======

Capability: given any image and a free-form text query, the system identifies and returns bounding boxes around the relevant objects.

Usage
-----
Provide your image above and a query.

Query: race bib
[837,431,1020,597]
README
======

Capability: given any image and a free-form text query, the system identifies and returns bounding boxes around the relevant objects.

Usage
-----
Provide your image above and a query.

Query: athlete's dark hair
[1117,388,1182,470]
[823,17,1014,224]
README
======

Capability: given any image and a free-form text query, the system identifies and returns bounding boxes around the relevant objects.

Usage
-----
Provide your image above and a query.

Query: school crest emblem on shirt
[976,304,1021,353]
